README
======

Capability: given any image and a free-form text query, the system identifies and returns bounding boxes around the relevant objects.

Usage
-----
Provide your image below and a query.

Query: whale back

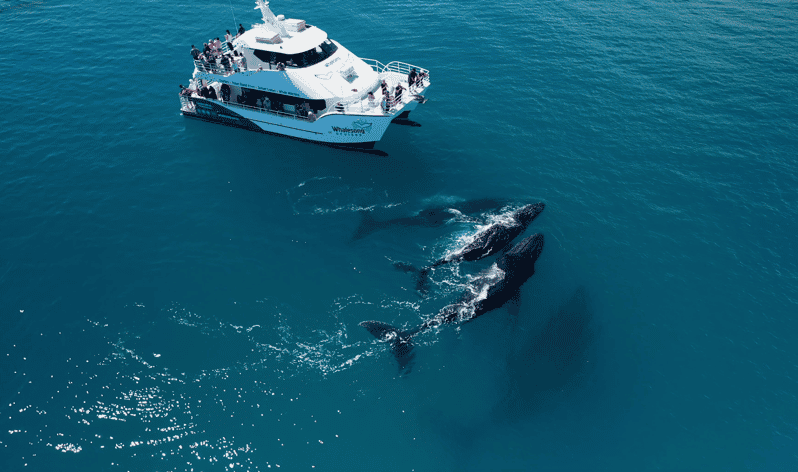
[498,233,544,274]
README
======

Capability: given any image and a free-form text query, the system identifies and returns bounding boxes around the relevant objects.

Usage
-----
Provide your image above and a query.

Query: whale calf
[394,202,545,293]
[361,233,544,371]
[352,197,507,240]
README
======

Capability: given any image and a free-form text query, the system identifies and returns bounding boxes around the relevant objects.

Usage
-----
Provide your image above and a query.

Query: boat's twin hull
[181,97,418,148]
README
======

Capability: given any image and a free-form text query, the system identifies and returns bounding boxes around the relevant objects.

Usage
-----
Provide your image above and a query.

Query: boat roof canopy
[234,0,329,55]
[236,25,328,55]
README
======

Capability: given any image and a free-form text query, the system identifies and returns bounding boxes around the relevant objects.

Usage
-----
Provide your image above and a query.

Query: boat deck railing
[361,59,429,83]
[194,59,247,76]
[196,58,429,79]
[194,58,310,77]
[221,99,321,121]
[181,90,419,121]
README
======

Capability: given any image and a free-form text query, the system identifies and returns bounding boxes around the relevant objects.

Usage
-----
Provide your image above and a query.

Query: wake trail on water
[284,176,402,216]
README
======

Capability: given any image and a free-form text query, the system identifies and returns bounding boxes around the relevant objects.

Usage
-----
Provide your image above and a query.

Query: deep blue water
[2,0,797,470]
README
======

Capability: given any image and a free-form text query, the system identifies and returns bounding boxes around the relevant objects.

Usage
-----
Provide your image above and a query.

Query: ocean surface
[1,0,797,470]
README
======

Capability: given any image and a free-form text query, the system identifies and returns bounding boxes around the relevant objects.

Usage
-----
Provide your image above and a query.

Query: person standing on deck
[199,54,210,72]
[225,30,234,50]
[382,93,390,113]
[220,54,231,74]
[394,83,404,105]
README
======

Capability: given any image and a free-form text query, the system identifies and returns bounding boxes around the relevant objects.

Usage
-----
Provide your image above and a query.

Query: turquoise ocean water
[1,0,797,470]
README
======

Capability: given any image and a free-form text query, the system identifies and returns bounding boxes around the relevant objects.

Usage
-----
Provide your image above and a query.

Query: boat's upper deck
[233,0,325,55]
[183,0,430,120]
[235,21,327,55]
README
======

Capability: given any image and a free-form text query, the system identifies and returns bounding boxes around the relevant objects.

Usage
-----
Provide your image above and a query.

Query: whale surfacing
[395,202,545,294]
[361,233,545,371]
[352,198,508,240]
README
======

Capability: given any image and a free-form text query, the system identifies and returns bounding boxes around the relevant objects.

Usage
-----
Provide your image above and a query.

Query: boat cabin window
[235,87,326,113]
[252,39,338,68]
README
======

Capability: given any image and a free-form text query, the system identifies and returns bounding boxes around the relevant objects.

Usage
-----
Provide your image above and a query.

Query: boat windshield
[253,39,339,68]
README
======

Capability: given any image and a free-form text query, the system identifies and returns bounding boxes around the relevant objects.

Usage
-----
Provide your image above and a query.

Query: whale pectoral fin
[352,211,385,240]
[415,269,432,296]
[506,288,523,317]
[393,262,432,297]
[506,297,521,318]
[393,261,420,274]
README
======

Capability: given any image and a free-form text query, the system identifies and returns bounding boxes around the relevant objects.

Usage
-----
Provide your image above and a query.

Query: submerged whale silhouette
[352,198,507,240]
[394,203,545,293]
[360,233,545,372]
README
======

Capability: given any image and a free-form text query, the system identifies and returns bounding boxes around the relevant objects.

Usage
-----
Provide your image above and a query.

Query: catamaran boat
[179,0,430,149]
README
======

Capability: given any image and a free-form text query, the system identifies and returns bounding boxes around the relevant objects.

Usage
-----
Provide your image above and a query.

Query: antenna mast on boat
[227,0,238,32]
[255,0,278,25]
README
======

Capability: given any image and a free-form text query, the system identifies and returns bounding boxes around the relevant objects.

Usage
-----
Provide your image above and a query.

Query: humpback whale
[352,198,507,240]
[361,233,544,372]
[394,203,545,293]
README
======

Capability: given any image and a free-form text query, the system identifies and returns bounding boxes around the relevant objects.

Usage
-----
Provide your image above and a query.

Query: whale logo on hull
[351,119,373,131]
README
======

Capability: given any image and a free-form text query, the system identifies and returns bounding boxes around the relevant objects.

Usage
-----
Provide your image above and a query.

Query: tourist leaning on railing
[394,83,404,103]
[416,71,428,89]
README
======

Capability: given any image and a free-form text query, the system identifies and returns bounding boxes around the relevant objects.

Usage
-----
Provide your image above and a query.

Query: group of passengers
[190,24,249,75]
[365,68,427,113]
[244,95,318,121]
[179,83,217,100]
[372,80,402,112]
[180,82,317,121]
[193,47,247,75]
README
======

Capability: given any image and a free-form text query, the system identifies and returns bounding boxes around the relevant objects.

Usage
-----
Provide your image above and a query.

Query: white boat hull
[182,97,397,148]
[181,91,427,148]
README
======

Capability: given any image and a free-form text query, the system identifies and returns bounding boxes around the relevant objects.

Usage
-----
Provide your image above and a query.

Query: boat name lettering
[325,57,341,67]
[331,126,365,134]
